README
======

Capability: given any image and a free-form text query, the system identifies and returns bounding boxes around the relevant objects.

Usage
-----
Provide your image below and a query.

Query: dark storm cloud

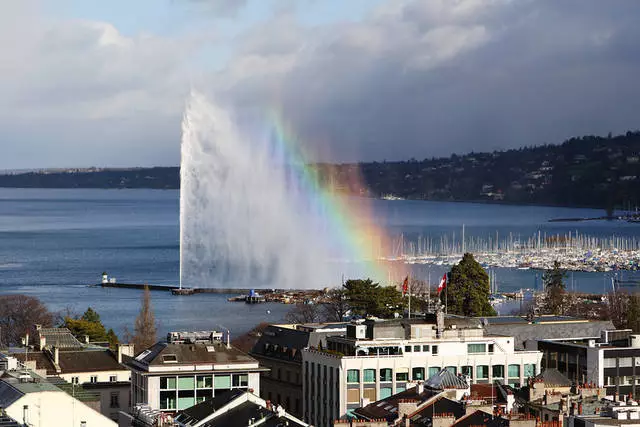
[211,0,640,162]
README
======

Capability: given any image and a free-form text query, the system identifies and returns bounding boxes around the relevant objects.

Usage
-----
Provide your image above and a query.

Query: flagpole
[408,276,411,319]
[428,270,431,313]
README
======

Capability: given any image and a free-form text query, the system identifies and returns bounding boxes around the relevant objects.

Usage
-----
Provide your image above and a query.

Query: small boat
[245,289,265,304]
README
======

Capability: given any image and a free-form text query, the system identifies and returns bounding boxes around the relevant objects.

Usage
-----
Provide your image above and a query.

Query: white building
[302,313,542,427]
[11,327,133,422]
[0,360,117,426]
[125,331,267,413]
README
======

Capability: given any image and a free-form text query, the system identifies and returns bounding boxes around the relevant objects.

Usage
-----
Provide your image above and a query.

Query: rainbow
[266,110,405,286]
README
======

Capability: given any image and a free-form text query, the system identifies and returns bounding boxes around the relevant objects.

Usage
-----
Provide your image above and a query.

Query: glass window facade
[476,365,489,379]
[380,387,392,399]
[413,367,425,381]
[347,370,360,383]
[428,367,440,378]
[380,368,393,382]
[432,346,438,355]
[363,369,376,383]
[508,364,520,378]
[445,366,457,375]
[422,345,430,352]
[396,371,408,382]
[468,344,486,354]
[492,365,504,378]
[524,364,536,377]
[214,375,231,389]
[461,366,473,378]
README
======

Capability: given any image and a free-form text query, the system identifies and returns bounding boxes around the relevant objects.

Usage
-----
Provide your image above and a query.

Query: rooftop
[353,385,441,420]
[175,389,309,427]
[129,340,261,372]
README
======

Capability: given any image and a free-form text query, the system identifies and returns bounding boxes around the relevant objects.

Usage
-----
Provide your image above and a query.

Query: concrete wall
[61,369,130,385]
[7,390,117,427]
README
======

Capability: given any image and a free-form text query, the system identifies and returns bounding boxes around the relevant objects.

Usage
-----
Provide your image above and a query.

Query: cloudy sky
[1,0,639,169]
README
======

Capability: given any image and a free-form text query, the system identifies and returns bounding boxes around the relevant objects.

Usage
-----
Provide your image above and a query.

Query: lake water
[0,188,638,337]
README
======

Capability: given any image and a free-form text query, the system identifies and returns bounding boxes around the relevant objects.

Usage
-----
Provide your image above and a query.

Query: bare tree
[285,303,322,324]
[323,288,350,322]
[132,286,157,352]
[0,295,54,347]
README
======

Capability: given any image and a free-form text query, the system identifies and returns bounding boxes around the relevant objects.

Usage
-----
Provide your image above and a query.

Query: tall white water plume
[179,92,345,289]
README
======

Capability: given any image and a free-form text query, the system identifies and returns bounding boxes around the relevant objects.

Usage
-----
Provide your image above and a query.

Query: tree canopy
[0,295,54,347]
[343,279,404,318]
[442,253,496,317]
[64,307,118,348]
[131,286,157,352]
[543,261,567,314]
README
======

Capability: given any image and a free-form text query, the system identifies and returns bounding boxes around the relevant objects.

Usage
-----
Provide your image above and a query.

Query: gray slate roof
[482,317,614,349]
[535,368,572,387]
[38,328,83,349]
[425,369,469,390]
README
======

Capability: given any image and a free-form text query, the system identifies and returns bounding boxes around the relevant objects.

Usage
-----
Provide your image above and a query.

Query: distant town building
[250,323,347,418]
[125,331,266,414]
[302,314,542,426]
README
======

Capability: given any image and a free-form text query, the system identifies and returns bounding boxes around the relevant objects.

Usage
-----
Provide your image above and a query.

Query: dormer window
[162,354,178,363]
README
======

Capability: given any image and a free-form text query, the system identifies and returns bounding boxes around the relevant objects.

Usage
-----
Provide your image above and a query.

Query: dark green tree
[64,307,117,344]
[343,279,404,318]
[442,253,496,316]
[323,288,350,322]
[543,260,567,314]
[626,293,640,333]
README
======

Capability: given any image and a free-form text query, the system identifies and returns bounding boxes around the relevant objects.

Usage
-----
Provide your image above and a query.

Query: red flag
[437,273,447,293]
[402,276,409,296]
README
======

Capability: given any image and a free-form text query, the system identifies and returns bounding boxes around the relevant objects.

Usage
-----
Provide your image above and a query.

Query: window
[162,354,177,363]
[468,344,486,354]
[196,375,212,389]
[619,358,633,367]
[110,392,119,408]
[461,366,473,378]
[428,367,441,378]
[109,376,117,383]
[395,371,409,382]
[177,390,195,410]
[232,374,248,388]
[604,358,617,368]
[476,365,489,379]
[380,387,392,399]
[413,345,421,352]
[412,367,425,381]
[492,365,504,378]
[214,375,231,390]
[347,370,360,383]
[363,388,376,402]
[90,376,98,383]
[161,377,176,390]
[347,388,360,403]
[445,366,457,375]
[488,344,494,354]
[405,346,412,353]
[524,364,536,377]
[380,368,393,382]
[72,377,79,384]
[160,391,176,410]
[422,345,430,352]
[178,376,195,390]
[363,369,376,383]
[508,364,520,378]
[432,346,438,355]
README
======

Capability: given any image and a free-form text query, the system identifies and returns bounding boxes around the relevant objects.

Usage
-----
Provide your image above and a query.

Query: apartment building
[302,313,542,427]
[531,328,640,398]
[126,331,267,413]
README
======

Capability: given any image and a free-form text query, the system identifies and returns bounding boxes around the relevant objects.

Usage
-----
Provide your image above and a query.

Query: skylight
[135,350,152,361]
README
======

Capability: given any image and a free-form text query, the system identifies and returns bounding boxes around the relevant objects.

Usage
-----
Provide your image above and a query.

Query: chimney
[398,400,419,420]
[578,402,583,415]
[84,335,90,344]
[117,344,135,363]
[570,402,576,416]
[226,330,231,349]
[416,381,424,394]
[53,347,59,366]
[39,336,46,350]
